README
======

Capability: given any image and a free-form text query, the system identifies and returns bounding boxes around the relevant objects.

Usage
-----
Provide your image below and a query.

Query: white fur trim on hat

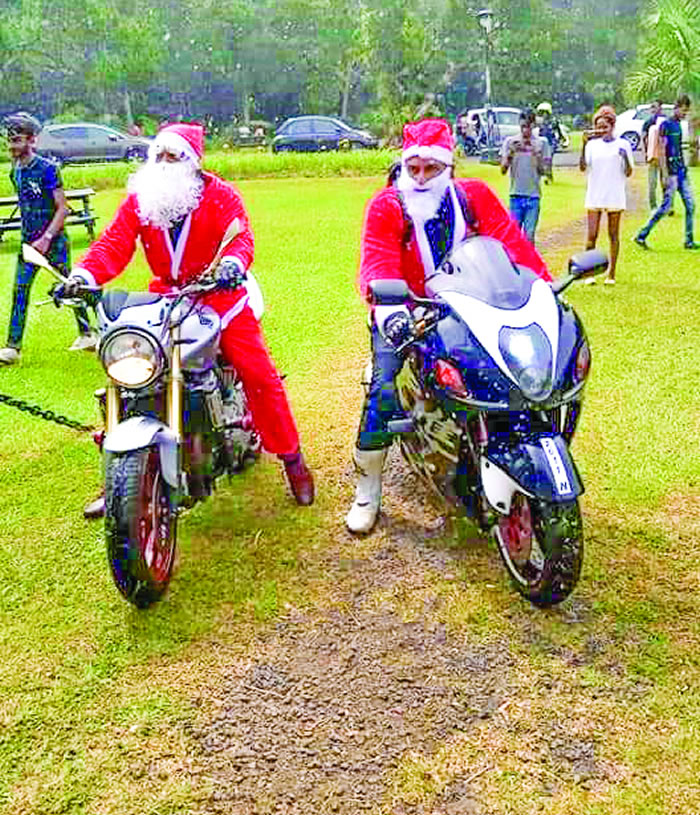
[150,132,200,166]
[402,145,454,165]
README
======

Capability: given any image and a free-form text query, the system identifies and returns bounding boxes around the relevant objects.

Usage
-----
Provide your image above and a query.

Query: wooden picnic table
[0,187,97,242]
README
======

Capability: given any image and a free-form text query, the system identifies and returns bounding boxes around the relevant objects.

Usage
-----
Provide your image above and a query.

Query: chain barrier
[0,392,96,433]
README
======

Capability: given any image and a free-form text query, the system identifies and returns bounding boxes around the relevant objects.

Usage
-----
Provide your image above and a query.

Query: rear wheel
[494,495,582,607]
[463,137,477,156]
[105,448,177,608]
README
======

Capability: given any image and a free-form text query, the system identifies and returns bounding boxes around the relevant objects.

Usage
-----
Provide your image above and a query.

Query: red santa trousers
[219,305,299,457]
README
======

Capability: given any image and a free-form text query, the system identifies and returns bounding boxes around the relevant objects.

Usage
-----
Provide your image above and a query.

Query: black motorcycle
[370,237,607,606]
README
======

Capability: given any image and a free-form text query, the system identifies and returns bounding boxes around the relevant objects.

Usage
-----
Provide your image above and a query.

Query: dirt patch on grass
[537,172,646,257]
[185,446,649,814]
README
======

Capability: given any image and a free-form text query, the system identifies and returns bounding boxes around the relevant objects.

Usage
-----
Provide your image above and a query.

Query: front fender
[103,415,179,489]
[481,434,583,513]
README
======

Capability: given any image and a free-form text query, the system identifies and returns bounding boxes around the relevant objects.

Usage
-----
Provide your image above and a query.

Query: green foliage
[0,0,652,139]
[625,0,700,101]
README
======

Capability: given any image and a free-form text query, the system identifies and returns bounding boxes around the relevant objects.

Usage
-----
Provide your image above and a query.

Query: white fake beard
[128,160,204,229]
[395,164,453,223]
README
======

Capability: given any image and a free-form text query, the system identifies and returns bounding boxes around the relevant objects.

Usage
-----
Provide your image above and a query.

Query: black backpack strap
[386,187,413,247]
[454,183,478,236]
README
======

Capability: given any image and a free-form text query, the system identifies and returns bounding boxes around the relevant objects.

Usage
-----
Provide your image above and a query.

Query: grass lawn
[0,164,698,813]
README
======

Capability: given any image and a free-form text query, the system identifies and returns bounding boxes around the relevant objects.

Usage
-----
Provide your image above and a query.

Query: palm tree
[625,0,700,163]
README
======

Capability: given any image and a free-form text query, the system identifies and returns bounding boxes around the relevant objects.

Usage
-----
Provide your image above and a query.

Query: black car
[35,123,151,165]
[272,116,378,152]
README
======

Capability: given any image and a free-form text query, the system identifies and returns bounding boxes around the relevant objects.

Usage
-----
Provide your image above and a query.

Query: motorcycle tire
[104,447,177,609]
[493,495,582,607]
[462,137,478,156]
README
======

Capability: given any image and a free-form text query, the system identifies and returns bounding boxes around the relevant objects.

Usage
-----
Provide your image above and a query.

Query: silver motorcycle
[25,238,260,608]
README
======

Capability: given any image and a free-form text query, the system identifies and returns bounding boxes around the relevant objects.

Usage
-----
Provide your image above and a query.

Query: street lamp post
[476,8,498,163]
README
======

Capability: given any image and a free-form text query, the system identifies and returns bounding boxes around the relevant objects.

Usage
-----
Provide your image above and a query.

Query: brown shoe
[84,492,105,520]
[282,452,315,506]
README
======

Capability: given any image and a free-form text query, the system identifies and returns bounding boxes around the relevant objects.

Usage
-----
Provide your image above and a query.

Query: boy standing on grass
[635,95,698,251]
[500,109,550,245]
[0,112,96,366]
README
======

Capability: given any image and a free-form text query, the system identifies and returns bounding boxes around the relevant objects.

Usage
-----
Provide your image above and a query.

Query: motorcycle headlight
[499,324,553,401]
[100,329,165,388]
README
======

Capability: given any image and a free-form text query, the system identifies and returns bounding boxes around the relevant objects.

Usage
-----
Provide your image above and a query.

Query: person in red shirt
[66,123,314,516]
[346,118,551,534]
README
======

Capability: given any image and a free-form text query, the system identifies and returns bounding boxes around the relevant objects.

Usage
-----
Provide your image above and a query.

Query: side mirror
[369,279,410,305]
[568,249,608,278]
[551,249,609,295]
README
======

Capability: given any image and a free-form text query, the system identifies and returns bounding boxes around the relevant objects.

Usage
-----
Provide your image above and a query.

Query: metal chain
[0,392,96,433]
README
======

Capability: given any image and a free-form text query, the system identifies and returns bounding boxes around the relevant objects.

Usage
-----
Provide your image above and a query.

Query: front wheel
[493,495,583,607]
[105,448,177,608]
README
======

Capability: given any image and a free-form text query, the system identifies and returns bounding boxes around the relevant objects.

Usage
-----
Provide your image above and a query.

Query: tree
[625,0,700,163]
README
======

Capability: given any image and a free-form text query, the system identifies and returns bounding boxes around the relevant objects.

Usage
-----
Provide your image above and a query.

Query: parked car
[272,115,378,152]
[460,107,522,153]
[35,123,151,165]
[614,104,689,151]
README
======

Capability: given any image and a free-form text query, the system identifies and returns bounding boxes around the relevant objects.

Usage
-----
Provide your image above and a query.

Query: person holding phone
[579,105,634,285]
[500,109,550,245]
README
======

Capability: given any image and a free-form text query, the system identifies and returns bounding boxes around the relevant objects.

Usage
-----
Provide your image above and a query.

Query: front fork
[97,328,186,496]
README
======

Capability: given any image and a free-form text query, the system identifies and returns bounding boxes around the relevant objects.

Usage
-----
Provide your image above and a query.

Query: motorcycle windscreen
[486,434,583,503]
[425,236,540,310]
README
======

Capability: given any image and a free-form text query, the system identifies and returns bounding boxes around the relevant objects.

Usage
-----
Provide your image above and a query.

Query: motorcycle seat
[101,290,162,322]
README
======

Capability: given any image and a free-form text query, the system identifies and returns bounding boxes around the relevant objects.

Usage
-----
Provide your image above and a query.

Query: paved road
[463,148,643,168]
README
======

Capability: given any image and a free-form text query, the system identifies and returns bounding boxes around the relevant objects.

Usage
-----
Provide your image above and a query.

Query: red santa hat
[402,118,454,166]
[150,123,205,167]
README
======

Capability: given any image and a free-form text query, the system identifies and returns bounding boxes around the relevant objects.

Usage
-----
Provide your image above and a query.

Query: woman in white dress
[579,105,634,284]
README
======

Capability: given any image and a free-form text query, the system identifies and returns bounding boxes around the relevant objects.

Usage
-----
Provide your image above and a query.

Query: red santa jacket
[77,172,254,322]
[358,177,551,300]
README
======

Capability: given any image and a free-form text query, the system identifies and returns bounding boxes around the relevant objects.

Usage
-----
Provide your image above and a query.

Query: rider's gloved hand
[376,305,413,349]
[215,257,247,290]
[55,274,89,300]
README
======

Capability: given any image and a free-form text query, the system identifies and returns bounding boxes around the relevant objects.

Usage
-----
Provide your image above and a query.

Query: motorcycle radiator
[395,359,465,505]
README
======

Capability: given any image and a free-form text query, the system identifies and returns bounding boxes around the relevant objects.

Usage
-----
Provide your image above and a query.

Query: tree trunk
[243,94,250,124]
[414,93,436,120]
[124,89,133,128]
[340,63,352,121]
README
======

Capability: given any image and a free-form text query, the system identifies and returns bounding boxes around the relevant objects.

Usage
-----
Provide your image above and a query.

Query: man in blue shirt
[0,112,96,366]
[635,95,698,250]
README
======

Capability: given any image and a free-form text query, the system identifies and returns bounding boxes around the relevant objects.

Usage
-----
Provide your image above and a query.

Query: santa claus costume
[346,118,551,534]
[75,123,314,508]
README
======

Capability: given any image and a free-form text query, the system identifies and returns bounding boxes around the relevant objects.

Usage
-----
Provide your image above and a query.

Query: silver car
[36,123,151,165]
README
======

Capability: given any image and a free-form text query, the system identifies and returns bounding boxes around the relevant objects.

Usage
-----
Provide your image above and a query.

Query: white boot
[345,448,387,534]
[0,347,20,365]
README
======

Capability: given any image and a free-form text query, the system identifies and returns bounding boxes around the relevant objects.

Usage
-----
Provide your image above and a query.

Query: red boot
[281,450,315,506]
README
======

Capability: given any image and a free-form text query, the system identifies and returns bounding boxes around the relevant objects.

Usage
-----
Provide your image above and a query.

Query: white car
[614,104,689,151]
[459,107,522,153]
